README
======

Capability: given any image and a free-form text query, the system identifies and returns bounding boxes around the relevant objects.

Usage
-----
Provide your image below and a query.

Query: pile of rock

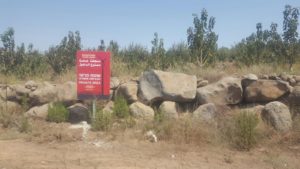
[1,69,299,133]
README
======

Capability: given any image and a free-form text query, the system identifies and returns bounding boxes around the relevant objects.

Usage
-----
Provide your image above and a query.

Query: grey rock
[68,103,89,124]
[129,102,154,120]
[158,101,179,119]
[196,77,243,105]
[29,82,57,106]
[139,70,197,104]
[193,103,217,121]
[244,80,292,103]
[116,81,138,104]
[25,103,50,120]
[262,101,292,132]
[197,80,209,88]
[110,77,120,90]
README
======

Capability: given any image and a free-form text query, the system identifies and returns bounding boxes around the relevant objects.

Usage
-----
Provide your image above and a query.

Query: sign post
[76,51,110,120]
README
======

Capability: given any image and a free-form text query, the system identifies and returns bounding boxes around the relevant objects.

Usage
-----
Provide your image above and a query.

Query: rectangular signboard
[76,51,110,100]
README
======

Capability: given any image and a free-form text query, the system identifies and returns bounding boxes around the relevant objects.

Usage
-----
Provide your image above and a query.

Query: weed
[0,110,14,128]
[154,108,165,123]
[92,110,113,131]
[47,102,69,123]
[113,95,129,118]
[18,115,31,133]
[233,111,259,151]
[20,95,29,111]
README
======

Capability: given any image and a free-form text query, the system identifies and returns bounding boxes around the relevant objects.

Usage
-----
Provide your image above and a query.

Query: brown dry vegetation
[1,61,300,84]
[0,111,300,169]
[1,63,300,168]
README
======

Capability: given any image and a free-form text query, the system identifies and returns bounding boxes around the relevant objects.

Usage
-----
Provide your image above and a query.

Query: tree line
[0,4,299,78]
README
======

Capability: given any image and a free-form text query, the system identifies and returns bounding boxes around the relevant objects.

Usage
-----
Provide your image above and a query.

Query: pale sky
[0,0,299,51]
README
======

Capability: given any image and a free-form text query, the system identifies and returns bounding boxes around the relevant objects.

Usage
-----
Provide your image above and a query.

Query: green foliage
[92,110,113,131]
[154,109,165,123]
[166,42,191,65]
[231,5,299,68]
[0,28,48,78]
[283,5,300,70]
[234,111,259,151]
[0,27,15,74]
[46,31,81,74]
[149,32,167,69]
[187,8,218,65]
[118,43,149,68]
[113,96,130,118]
[47,102,69,123]
[18,115,31,133]
[107,40,119,56]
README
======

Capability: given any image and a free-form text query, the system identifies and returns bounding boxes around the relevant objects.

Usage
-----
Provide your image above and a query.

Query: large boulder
[25,80,38,91]
[196,77,242,105]
[262,101,292,132]
[67,103,90,124]
[139,70,197,104]
[110,77,120,90]
[158,101,179,119]
[25,103,50,120]
[28,82,58,106]
[116,81,138,104]
[56,81,77,105]
[0,85,17,101]
[103,101,114,113]
[289,86,300,117]
[129,102,154,120]
[241,74,258,88]
[192,103,217,122]
[244,80,292,103]
[0,100,22,114]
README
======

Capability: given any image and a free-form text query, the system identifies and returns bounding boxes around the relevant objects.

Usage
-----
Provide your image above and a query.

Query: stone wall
[1,70,300,132]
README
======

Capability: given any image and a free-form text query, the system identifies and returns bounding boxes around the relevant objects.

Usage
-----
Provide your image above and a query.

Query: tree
[98,40,106,51]
[150,32,166,69]
[282,5,299,70]
[166,42,190,65]
[187,9,218,65]
[265,22,283,63]
[0,27,15,73]
[107,40,119,56]
[46,31,81,74]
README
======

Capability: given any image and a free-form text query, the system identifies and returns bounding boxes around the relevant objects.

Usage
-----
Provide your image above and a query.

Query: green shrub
[18,115,31,133]
[113,96,129,118]
[234,111,259,150]
[92,110,113,131]
[154,109,165,123]
[47,102,69,123]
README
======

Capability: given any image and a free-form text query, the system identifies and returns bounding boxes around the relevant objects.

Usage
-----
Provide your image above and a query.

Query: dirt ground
[0,136,299,169]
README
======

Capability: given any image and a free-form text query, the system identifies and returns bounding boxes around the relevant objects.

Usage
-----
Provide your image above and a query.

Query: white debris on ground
[69,121,91,141]
[145,130,158,143]
[89,140,113,148]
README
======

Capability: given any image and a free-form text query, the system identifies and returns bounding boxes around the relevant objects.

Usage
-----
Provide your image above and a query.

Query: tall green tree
[0,27,15,73]
[107,40,119,56]
[187,9,218,65]
[282,5,299,70]
[265,23,283,63]
[150,32,166,69]
[46,31,81,74]
[98,39,106,51]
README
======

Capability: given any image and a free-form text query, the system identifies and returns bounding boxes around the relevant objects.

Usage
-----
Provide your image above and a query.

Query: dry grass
[1,61,299,84]
[27,119,82,143]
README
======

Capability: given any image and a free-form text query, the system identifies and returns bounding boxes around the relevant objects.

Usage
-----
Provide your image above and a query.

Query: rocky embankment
[1,70,300,132]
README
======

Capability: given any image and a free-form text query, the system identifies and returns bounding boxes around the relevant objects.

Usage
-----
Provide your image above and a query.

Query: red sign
[76,51,110,100]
